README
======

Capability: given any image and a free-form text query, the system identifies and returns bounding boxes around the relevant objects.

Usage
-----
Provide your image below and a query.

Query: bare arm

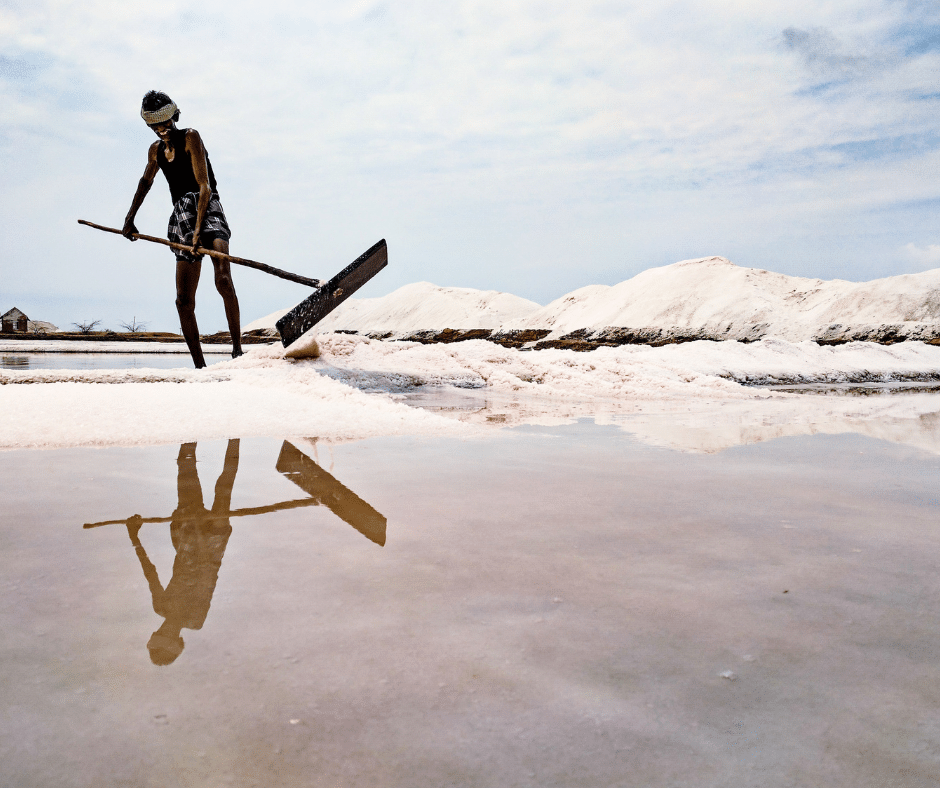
[184,129,212,253]
[126,517,166,612]
[123,142,160,240]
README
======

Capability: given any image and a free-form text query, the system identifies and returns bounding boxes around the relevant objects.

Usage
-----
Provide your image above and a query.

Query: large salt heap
[246,257,940,348]
[502,257,940,347]
[245,282,540,337]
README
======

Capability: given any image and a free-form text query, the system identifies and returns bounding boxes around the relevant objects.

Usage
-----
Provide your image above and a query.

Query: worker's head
[141,90,180,141]
[147,630,185,666]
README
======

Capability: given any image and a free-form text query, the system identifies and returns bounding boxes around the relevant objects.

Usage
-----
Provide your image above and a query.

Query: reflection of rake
[84,496,323,527]
[83,440,387,546]
[274,441,386,545]
[78,220,388,347]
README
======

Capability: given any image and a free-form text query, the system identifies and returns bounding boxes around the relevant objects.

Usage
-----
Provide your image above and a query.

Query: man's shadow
[89,438,386,666]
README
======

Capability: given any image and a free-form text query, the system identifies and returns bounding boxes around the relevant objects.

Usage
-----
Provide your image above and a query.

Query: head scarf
[141,100,179,125]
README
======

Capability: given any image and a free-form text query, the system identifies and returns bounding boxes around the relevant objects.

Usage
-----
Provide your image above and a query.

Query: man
[122,90,242,367]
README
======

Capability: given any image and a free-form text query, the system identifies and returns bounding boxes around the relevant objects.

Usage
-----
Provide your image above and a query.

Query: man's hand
[126,514,143,540]
[190,232,201,257]
[122,218,139,241]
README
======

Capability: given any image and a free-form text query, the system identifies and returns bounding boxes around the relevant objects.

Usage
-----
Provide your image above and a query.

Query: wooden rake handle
[78,219,321,289]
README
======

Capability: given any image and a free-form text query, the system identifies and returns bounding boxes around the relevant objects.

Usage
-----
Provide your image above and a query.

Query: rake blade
[276,239,388,347]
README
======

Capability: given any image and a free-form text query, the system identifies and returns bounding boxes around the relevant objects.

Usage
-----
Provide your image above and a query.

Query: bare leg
[211,438,240,520]
[176,257,205,369]
[175,442,205,516]
[211,238,243,358]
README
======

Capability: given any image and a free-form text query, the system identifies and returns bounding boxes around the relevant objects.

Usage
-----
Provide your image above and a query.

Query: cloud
[901,242,940,272]
[781,26,875,80]
[0,54,41,80]
[4,1,940,330]
[903,26,940,55]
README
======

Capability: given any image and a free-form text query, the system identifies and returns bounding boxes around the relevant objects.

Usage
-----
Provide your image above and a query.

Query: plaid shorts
[167,192,232,262]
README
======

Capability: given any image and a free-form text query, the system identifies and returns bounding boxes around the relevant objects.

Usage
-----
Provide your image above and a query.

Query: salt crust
[0,351,466,450]
[2,335,940,451]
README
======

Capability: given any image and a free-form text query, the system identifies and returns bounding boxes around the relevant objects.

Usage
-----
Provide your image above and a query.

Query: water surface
[0,352,229,371]
[1,424,938,786]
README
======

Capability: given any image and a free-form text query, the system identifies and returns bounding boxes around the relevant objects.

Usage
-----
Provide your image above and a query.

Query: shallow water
[0,352,229,371]
[2,424,939,787]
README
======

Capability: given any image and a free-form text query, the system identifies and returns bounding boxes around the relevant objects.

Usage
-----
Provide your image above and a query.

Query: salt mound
[244,308,290,332]
[246,259,940,343]
[245,282,540,334]
[502,257,940,341]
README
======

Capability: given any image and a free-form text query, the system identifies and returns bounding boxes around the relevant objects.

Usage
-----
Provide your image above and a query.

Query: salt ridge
[246,258,940,342]
[245,282,541,334]
[505,257,940,341]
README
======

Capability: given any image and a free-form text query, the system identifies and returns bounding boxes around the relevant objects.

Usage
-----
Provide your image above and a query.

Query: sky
[2,0,940,333]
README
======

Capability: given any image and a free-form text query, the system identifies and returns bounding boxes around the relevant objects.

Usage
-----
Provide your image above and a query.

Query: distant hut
[1,308,29,333]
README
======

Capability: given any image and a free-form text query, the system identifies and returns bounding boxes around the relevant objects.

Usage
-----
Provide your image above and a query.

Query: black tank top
[157,128,218,205]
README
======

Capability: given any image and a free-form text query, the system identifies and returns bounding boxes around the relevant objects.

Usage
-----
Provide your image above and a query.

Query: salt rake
[78,219,388,347]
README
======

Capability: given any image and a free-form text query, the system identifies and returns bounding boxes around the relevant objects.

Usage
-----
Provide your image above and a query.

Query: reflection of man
[126,440,239,665]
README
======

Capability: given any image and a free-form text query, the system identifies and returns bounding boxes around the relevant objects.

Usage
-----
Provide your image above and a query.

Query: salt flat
[3,336,940,452]
[7,258,940,451]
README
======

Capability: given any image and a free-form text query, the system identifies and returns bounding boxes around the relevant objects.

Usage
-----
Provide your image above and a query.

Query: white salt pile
[246,257,940,342]
[503,257,940,341]
[244,282,540,334]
